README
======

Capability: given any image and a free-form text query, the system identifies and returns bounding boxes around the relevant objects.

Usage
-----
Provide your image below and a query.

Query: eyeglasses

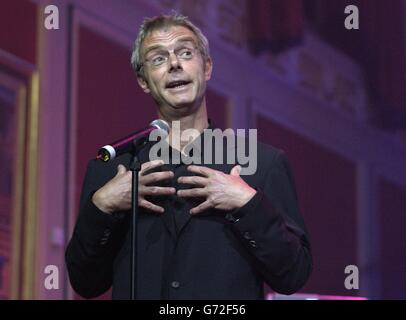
[141,44,200,69]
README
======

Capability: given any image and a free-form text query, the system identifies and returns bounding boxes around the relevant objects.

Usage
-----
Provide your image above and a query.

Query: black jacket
[65,136,312,300]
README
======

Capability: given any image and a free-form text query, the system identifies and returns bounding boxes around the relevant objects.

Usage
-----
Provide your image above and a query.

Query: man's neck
[160,103,209,152]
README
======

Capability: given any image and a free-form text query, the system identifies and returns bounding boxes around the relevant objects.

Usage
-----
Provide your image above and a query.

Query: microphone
[96,119,170,162]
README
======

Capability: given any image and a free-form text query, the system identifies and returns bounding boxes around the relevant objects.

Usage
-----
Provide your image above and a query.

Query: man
[65,13,312,300]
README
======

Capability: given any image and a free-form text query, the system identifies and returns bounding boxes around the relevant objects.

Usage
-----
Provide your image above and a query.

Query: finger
[117,164,127,175]
[230,165,241,176]
[141,171,174,185]
[140,159,165,175]
[177,176,208,186]
[142,186,176,196]
[187,165,214,177]
[177,188,207,198]
[139,199,164,214]
[190,200,212,215]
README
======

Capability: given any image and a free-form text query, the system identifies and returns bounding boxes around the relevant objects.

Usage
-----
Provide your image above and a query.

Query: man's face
[137,25,212,117]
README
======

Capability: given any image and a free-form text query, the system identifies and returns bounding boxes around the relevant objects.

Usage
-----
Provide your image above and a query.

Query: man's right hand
[92,160,175,214]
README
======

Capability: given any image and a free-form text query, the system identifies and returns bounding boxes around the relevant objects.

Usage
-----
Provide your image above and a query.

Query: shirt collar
[142,118,218,165]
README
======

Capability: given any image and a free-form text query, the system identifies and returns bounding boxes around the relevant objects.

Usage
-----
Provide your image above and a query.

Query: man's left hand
[177,165,256,214]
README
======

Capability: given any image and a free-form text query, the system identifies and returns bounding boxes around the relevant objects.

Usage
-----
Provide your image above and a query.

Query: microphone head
[97,145,115,162]
[96,120,170,162]
[150,119,170,135]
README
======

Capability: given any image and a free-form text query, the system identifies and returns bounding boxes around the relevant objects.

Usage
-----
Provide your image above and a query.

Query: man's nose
[168,52,182,72]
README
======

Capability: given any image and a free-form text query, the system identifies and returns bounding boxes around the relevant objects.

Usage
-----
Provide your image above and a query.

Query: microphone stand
[129,138,146,300]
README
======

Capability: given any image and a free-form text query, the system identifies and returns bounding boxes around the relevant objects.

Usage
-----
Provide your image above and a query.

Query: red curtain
[247,0,305,54]
[304,0,406,126]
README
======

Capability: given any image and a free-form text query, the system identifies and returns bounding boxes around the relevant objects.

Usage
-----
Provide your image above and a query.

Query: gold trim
[21,3,42,299]
[22,71,40,299]
[32,2,44,300]
[0,12,40,298]
[9,86,28,299]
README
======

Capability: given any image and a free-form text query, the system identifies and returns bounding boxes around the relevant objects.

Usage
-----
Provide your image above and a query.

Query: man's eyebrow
[174,37,197,45]
[143,37,197,56]
[143,44,164,57]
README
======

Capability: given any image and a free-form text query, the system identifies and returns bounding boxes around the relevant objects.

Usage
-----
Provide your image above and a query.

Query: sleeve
[227,150,313,295]
[65,160,128,299]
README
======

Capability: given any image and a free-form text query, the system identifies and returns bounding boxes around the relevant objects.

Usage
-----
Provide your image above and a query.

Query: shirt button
[243,232,251,240]
[249,240,258,248]
[171,281,180,289]
[225,213,239,223]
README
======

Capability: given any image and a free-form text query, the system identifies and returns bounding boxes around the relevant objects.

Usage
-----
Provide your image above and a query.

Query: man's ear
[204,57,213,81]
[137,75,151,94]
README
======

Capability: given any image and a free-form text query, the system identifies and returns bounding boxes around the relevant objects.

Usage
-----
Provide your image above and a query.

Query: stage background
[0,0,405,300]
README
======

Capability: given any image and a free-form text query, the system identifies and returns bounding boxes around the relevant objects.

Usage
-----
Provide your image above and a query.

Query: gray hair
[131,13,210,78]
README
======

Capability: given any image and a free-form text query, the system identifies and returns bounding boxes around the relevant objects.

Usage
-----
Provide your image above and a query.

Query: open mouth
[166,80,192,90]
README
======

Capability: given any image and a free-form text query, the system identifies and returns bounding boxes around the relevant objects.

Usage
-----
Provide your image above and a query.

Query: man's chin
[156,95,202,115]
[167,99,196,110]
[161,101,199,117]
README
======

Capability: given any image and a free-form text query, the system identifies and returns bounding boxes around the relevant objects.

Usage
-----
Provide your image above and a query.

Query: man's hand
[177,165,257,215]
[92,160,176,214]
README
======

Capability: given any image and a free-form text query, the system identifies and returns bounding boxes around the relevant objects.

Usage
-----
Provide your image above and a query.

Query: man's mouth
[166,80,192,89]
